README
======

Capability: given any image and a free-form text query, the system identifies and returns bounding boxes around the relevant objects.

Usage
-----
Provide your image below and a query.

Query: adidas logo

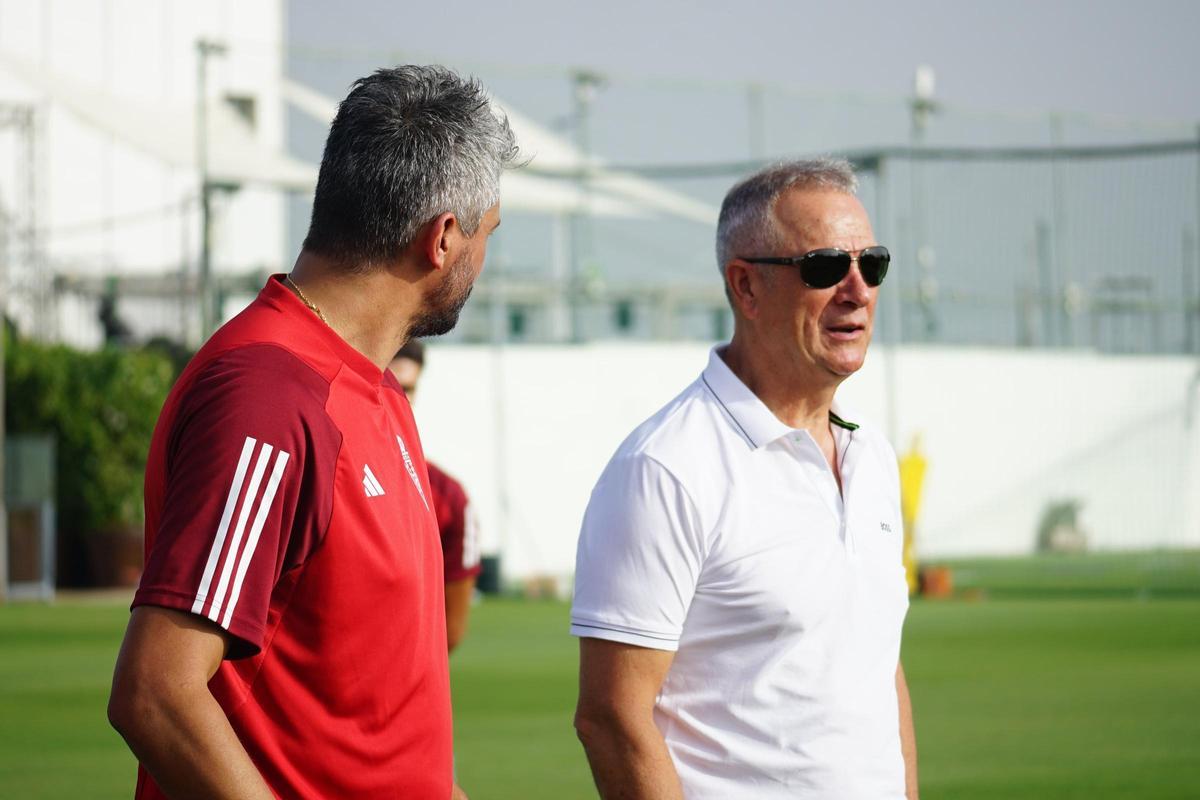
[362,464,385,497]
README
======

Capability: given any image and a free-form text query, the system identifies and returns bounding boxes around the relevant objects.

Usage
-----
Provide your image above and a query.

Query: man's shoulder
[192,292,343,384]
[155,341,340,471]
[179,342,332,412]
[607,374,731,474]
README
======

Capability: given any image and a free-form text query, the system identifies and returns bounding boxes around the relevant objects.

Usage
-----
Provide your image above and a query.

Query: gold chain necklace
[285,275,329,325]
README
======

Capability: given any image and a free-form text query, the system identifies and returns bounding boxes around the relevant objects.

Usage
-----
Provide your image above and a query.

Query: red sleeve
[134,344,341,658]
[428,464,482,583]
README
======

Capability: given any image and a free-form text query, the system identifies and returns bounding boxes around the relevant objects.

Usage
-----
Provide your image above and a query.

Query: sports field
[1,553,1198,799]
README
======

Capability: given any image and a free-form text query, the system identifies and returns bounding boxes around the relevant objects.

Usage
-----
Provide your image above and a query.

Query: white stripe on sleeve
[221,449,290,629]
[192,437,257,615]
[207,442,274,624]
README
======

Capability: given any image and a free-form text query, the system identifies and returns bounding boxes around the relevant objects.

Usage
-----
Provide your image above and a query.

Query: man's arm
[445,576,477,652]
[574,638,684,800]
[897,661,919,800]
[108,606,274,800]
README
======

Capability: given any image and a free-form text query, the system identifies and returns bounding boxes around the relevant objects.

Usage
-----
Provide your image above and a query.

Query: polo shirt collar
[261,274,385,385]
[701,346,861,449]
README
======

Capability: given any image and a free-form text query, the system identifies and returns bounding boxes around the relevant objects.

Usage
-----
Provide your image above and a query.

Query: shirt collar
[701,345,862,449]
[260,274,385,386]
[701,346,792,449]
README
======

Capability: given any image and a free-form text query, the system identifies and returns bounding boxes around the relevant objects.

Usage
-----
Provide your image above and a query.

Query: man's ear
[420,212,459,271]
[725,259,763,320]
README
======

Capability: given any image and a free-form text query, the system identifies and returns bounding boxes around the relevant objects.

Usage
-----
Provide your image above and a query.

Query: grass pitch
[1,556,1199,798]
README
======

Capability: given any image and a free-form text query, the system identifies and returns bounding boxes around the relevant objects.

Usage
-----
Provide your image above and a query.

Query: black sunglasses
[741,245,890,289]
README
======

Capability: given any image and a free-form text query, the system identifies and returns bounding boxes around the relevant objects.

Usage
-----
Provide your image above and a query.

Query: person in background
[389,338,483,652]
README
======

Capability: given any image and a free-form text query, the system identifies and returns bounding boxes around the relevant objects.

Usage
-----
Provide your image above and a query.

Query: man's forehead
[772,188,873,245]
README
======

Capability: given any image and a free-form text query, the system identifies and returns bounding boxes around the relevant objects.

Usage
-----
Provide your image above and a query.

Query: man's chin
[409,310,462,339]
[410,285,473,338]
[822,350,868,377]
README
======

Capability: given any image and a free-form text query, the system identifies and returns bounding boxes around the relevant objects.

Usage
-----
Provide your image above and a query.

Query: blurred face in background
[389,357,422,397]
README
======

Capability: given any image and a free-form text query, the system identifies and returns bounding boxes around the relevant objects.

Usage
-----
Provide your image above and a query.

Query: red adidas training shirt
[133,275,452,799]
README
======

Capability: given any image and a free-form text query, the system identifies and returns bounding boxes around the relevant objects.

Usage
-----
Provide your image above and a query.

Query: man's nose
[834,261,872,306]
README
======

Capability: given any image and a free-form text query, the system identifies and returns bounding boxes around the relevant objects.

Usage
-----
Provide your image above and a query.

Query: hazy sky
[288,0,1200,127]
[284,0,1200,351]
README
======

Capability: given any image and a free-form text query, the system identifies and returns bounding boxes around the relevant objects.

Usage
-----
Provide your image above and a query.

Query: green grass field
[2,554,1199,798]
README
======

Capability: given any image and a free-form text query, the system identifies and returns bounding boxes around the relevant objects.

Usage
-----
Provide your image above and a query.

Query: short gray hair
[715,158,858,274]
[304,65,520,270]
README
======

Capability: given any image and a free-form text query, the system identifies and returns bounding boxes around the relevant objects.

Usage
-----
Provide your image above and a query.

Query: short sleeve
[428,465,482,583]
[134,345,340,658]
[570,454,705,651]
[444,496,480,585]
[442,492,482,582]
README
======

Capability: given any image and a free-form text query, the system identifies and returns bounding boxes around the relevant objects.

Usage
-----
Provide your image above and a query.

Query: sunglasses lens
[800,252,851,289]
[859,247,890,287]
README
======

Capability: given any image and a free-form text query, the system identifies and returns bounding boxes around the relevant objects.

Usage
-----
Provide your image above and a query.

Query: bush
[4,327,176,582]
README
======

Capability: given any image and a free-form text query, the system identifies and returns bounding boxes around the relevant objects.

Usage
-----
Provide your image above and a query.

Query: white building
[0,0,300,347]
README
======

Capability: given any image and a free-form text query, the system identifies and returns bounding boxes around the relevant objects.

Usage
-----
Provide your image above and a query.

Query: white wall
[411,343,1200,581]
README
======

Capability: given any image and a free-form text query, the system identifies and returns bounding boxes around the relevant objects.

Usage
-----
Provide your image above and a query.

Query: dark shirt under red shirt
[133,275,452,799]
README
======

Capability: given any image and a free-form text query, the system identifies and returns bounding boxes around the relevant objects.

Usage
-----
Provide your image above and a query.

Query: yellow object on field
[898,434,927,596]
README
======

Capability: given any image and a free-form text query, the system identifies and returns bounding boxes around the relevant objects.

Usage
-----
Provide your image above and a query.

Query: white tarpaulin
[282,78,717,224]
[0,49,717,224]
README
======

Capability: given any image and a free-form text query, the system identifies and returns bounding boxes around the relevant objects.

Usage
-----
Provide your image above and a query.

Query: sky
[287,0,1200,128]
[283,0,1200,350]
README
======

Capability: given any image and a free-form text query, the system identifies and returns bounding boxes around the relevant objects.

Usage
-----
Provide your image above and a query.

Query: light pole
[196,39,227,340]
[910,65,938,340]
[568,69,605,342]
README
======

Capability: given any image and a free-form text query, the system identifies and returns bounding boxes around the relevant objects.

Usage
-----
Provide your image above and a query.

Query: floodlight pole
[874,156,902,448]
[909,65,938,341]
[196,39,227,340]
[1049,113,1070,347]
[568,69,604,343]
[1194,123,1200,355]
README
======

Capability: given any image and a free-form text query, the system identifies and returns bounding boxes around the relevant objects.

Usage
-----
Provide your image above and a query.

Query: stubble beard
[408,252,476,339]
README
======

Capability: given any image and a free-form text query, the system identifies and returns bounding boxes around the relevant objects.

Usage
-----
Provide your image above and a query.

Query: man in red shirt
[107,65,517,800]
[388,339,483,652]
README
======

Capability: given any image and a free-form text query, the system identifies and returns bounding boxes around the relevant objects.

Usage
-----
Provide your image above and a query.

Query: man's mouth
[824,322,865,340]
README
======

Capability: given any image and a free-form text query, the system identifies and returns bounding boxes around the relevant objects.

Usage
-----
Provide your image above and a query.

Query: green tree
[5,327,175,584]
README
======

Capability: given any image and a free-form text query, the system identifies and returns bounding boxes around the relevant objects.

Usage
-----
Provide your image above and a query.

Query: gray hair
[715,158,858,275]
[304,65,520,270]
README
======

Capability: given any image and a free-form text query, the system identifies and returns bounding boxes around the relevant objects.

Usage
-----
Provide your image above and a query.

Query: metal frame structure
[0,102,38,602]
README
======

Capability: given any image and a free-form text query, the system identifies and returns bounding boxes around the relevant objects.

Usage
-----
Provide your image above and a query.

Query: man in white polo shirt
[571,158,917,799]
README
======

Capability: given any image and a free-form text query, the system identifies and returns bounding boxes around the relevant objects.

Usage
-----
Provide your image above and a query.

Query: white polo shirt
[571,346,909,800]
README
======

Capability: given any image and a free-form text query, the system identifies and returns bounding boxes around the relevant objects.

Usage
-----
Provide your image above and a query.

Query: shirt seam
[700,373,757,449]
[569,616,682,642]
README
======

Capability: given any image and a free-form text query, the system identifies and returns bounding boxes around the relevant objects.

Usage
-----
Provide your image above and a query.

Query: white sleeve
[570,454,704,651]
